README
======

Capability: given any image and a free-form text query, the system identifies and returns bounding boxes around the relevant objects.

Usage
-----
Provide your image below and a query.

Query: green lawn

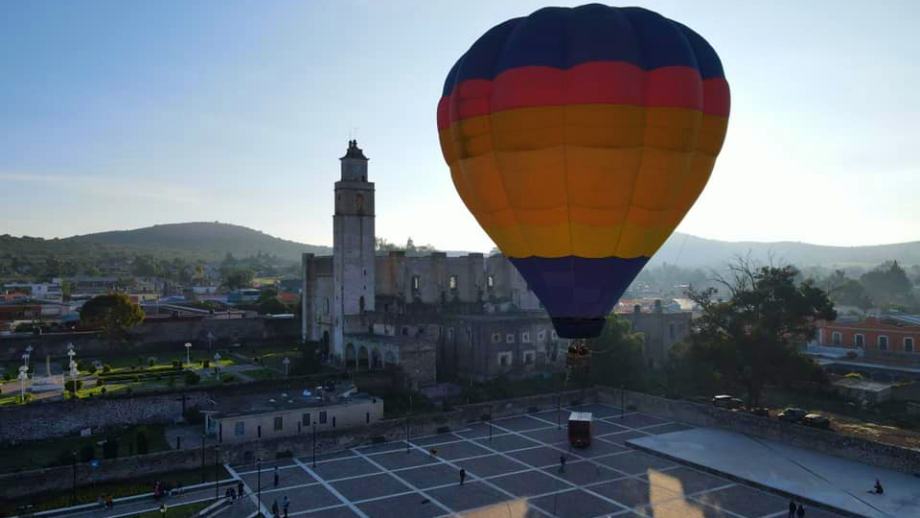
[0,424,170,474]
[0,466,230,515]
[241,367,282,381]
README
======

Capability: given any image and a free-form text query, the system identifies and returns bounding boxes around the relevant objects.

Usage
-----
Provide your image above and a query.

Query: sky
[1,0,918,251]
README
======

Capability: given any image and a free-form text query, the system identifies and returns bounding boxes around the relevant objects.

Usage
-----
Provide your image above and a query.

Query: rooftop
[211,383,377,418]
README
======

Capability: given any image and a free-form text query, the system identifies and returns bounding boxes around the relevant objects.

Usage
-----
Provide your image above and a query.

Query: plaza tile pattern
[205,404,850,518]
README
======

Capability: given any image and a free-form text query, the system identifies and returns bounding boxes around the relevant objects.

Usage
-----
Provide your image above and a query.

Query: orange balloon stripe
[440,104,727,259]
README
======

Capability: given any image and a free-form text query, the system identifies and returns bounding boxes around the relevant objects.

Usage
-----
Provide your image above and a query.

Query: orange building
[817,316,919,361]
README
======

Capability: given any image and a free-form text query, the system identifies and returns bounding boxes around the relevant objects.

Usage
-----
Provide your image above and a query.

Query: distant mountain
[650,233,920,269]
[1,222,330,264]
[67,222,331,262]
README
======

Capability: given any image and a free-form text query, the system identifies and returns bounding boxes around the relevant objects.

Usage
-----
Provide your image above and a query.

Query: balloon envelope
[438,4,730,338]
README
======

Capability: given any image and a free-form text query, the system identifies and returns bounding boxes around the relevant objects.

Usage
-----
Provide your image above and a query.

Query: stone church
[301,141,567,387]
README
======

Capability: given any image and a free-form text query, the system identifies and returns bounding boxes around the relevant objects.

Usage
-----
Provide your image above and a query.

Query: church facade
[301,141,567,387]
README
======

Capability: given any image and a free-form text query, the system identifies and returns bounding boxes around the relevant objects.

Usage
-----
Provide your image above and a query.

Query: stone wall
[599,389,920,475]
[0,389,594,499]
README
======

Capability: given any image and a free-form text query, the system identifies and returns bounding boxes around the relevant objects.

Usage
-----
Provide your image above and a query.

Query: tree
[860,261,915,309]
[222,269,254,290]
[683,260,835,407]
[823,270,873,309]
[586,315,647,389]
[79,293,145,340]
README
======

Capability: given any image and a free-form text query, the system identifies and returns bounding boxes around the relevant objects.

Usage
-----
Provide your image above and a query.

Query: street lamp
[214,446,221,500]
[25,345,33,368]
[184,342,192,367]
[213,353,221,381]
[18,365,28,403]
[256,457,262,511]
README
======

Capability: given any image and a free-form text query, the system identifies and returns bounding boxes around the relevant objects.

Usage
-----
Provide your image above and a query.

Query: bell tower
[332,140,375,359]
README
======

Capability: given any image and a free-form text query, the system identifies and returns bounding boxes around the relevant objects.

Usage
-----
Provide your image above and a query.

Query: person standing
[796,503,805,517]
[788,500,796,517]
[460,468,466,486]
[272,499,280,517]
[237,480,244,499]
[559,454,567,473]
[282,495,290,516]
[274,467,280,488]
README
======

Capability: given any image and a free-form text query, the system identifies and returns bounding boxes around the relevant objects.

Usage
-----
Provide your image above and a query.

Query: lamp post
[18,365,28,403]
[24,345,33,369]
[312,422,317,468]
[71,450,77,504]
[214,446,221,500]
[213,353,221,381]
[256,457,262,511]
[184,342,192,367]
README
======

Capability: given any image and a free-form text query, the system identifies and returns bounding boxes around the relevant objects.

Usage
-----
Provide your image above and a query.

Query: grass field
[134,500,211,518]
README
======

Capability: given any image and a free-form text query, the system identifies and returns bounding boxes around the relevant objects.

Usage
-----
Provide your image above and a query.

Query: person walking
[460,468,466,486]
[274,467,280,488]
[788,500,796,517]
[874,478,884,495]
[796,503,805,517]
[282,495,290,516]
[559,454,567,474]
[237,480,244,498]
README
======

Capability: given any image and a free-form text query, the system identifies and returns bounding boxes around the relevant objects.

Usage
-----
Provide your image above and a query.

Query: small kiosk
[568,411,593,448]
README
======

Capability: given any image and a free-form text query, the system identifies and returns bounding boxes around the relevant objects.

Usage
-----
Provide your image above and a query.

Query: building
[2,282,63,302]
[620,300,692,368]
[205,385,383,444]
[301,141,565,386]
[816,315,920,365]
[832,377,893,404]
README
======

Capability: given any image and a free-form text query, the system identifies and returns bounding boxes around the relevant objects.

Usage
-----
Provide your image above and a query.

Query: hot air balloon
[438,4,730,340]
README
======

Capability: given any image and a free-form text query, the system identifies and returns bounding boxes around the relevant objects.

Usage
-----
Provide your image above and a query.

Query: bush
[96,378,105,387]
[65,380,83,393]
[202,360,210,369]
[184,371,200,385]
[147,358,156,367]
[102,364,112,374]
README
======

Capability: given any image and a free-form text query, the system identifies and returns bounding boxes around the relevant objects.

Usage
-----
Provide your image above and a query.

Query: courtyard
[48,403,850,518]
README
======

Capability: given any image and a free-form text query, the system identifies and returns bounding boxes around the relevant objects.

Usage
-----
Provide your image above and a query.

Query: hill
[66,222,330,262]
[651,233,920,269]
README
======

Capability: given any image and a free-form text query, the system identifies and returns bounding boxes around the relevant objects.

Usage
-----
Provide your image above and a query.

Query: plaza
[50,403,852,517]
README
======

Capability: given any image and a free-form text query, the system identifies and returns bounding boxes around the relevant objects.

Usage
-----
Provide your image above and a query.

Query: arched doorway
[357,346,370,370]
[345,343,356,368]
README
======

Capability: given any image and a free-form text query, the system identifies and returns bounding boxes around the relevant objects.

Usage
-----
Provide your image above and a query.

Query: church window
[506,333,515,344]
[412,276,420,291]
[854,334,865,348]
[359,296,365,313]
[905,337,915,352]
[449,275,458,290]
[551,330,558,340]
[487,275,494,289]
[523,351,535,365]
[497,352,512,367]
[537,330,546,342]
[355,193,365,213]
[491,333,501,344]
[831,332,841,345]
[521,331,531,343]
[447,327,454,341]
[878,335,888,351]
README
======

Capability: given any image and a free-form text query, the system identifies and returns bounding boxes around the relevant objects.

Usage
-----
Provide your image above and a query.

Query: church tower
[332,140,375,359]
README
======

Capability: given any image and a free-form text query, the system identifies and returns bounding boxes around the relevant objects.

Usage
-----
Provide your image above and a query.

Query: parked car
[778,407,808,423]
[802,413,831,429]
[712,394,744,409]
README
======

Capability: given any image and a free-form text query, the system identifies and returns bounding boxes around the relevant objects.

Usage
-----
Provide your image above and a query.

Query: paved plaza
[212,404,847,518]
[45,403,860,518]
